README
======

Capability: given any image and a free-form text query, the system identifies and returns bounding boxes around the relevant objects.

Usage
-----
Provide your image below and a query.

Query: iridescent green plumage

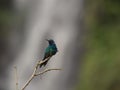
[40,39,58,68]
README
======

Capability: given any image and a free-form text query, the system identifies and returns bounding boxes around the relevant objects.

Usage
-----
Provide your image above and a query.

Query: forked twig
[35,68,62,76]
[20,57,61,90]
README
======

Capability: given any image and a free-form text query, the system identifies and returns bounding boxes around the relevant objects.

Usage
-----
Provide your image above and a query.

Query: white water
[9,0,83,90]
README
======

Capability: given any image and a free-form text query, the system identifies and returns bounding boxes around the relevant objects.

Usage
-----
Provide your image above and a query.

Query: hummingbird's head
[46,39,55,45]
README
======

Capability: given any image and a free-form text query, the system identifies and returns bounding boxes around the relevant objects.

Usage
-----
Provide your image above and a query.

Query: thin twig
[21,61,39,90]
[21,57,61,90]
[14,66,19,90]
[38,57,51,66]
[35,68,61,76]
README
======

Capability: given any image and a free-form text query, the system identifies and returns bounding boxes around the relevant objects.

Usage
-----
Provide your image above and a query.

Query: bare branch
[35,68,61,76]
[21,57,59,90]
[21,72,35,90]
[13,56,61,90]
[21,60,40,90]
[14,66,19,90]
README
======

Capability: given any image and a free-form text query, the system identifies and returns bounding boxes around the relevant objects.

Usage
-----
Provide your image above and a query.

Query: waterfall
[9,0,84,90]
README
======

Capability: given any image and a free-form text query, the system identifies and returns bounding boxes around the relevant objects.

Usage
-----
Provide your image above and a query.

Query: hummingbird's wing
[43,51,50,60]
[40,44,58,68]
[39,47,52,68]
[43,46,53,60]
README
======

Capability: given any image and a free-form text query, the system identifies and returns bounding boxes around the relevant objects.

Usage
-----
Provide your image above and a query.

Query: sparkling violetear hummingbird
[40,39,58,68]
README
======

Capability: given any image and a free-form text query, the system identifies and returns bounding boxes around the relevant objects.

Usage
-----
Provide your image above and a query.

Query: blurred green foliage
[0,0,13,38]
[76,0,120,90]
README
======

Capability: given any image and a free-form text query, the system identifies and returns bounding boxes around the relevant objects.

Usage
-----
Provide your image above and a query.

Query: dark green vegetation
[0,0,13,38]
[0,0,13,79]
[77,0,120,90]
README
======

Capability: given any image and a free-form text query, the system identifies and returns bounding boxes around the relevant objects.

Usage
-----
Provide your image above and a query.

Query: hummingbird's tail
[39,58,50,68]
[39,60,48,68]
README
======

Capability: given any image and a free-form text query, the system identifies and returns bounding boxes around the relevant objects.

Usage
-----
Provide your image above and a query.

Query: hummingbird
[40,39,58,68]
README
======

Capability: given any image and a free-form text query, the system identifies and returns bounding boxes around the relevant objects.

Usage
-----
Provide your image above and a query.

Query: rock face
[8,0,84,90]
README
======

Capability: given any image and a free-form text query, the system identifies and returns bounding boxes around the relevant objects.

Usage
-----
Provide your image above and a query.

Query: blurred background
[0,0,120,90]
